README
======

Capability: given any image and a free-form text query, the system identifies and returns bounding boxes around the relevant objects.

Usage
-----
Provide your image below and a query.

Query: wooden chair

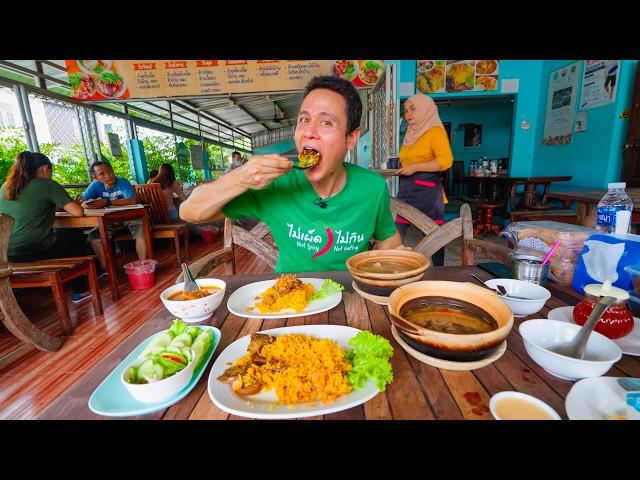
[10,256,103,335]
[117,183,190,266]
[177,217,277,281]
[1,214,73,352]
[390,198,511,265]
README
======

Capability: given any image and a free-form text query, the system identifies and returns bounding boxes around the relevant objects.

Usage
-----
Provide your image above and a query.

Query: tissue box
[571,233,640,294]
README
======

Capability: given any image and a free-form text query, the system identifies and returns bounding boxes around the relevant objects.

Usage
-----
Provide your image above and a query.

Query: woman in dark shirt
[0,152,91,301]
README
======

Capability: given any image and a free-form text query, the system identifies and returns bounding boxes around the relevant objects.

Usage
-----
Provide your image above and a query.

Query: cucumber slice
[169,332,193,348]
[138,358,164,383]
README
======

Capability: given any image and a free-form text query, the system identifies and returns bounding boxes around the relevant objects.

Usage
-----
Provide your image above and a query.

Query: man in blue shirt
[82,161,147,270]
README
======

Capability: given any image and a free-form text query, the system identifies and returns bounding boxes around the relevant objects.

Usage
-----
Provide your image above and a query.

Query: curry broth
[400,296,498,335]
[168,286,221,301]
[358,259,417,274]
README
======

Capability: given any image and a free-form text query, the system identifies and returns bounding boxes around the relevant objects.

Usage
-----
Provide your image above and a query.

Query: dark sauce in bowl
[400,296,498,335]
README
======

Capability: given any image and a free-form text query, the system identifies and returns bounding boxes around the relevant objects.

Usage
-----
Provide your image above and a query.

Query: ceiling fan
[234,102,295,128]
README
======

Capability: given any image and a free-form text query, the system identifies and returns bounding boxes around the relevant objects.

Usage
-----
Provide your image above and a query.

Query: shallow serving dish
[387,281,513,361]
[485,278,550,317]
[519,319,622,381]
[161,278,226,323]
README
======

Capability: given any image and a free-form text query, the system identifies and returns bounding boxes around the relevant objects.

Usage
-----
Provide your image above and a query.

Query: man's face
[295,88,359,182]
[232,154,242,164]
[92,164,116,188]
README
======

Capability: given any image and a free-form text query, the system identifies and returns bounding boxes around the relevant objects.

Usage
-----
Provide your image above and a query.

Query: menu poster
[416,60,499,94]
[579,60,619,110]
[542,61,581,146]
[190,144,204,170]
[330,60,385,87]
[66,60,383,101]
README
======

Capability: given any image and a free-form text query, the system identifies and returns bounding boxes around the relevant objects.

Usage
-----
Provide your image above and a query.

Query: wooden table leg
[141,207,154,259]
[98,218,120,301]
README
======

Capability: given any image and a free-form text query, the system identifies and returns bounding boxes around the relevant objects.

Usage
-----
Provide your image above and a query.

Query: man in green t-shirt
[181,76,403,273]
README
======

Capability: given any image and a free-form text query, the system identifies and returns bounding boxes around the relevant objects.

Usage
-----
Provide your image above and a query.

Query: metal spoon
[181,262,200,293]
[495,284,532,301]
[618,377,640,391]
[282,154,318,170]
[551,295,617,359]
[469,274,501,295]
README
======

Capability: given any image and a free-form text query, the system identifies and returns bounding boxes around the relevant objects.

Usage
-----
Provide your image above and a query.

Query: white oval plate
[547,306,640,356]
[226,278,342,319]
[565,377,629,420]
[207,324,380,419]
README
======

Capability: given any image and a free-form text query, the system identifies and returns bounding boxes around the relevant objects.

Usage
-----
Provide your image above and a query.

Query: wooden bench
[10,256,103,335]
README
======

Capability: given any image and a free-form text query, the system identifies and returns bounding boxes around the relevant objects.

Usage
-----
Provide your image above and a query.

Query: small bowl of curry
[161,278,226,323]
[388,281,513,361]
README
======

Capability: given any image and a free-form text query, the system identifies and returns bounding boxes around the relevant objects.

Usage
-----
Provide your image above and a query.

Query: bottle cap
[608,182,626,189]
[584,279,629,300]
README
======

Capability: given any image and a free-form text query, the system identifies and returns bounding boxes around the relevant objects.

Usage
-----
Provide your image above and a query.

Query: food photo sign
[66,60,385,102]
[416,60,500,94]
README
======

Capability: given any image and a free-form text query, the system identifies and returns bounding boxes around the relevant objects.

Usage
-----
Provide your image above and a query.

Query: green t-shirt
[223,162,397,273]
[0,178,73,257]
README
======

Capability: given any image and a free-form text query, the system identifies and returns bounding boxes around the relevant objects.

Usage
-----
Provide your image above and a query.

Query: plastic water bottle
[596,182,633,234]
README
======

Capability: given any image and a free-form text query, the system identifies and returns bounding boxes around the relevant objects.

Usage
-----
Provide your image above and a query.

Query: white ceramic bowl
[519,319,622,381]
[489,391,561,420]
[161,278,226,323]
[485,278,550,317]
[122,354,196,403]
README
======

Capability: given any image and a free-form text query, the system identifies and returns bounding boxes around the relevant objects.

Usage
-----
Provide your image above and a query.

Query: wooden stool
[474,202,502,236]
[10,256,103,335]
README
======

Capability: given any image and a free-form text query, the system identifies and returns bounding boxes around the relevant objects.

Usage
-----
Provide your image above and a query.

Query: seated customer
[148,163,186,221]
[82,161,146,270]
[0,151,92,302]
[180,75,404,273]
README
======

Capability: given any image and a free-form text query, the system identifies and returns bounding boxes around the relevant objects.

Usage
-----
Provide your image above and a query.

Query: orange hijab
[402,94,443,146]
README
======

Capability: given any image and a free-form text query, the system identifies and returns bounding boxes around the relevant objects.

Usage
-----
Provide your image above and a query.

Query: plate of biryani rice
[226,274,344,319]
[208,324,391,419]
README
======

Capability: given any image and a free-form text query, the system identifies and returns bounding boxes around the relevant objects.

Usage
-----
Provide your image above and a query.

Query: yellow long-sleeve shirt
[398,126,453,203]
[398,126,453,170]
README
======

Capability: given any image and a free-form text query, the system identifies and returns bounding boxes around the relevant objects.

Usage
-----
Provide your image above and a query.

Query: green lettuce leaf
[310,279,344,301]
[168,318,187,338]
[345,331,394,392]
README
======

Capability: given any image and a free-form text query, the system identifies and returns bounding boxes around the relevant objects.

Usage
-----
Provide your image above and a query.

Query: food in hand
[297,148,320,168]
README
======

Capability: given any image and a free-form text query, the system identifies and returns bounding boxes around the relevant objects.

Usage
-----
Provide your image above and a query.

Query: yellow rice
[235,334,352,404]
[254,282,315,314]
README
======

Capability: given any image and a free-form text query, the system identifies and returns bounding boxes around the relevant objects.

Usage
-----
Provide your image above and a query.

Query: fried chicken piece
[247,333,274,354]
[273,274,303,296]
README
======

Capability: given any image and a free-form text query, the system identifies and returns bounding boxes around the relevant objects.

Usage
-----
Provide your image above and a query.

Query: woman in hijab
[396,93,453,266]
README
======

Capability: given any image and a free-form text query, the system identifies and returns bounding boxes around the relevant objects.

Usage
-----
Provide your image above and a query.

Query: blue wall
[395,60,547,177]
[438,102,513,171]
[532,60,638,188]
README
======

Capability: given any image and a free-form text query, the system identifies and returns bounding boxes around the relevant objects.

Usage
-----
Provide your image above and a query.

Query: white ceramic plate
[207,324,380,419]
[226,278,343,319]
[565,377,629,420]
[547,306,640,356]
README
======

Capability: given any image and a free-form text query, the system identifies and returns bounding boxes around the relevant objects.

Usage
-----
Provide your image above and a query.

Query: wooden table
[37,266,640,420]
[465,176,572,210]
[545,189,640,227]
[54,205,153,301]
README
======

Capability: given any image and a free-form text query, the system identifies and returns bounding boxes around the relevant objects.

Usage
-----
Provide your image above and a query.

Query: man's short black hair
[231,151,241,158]
[303,76,362,135]
[90,160,113,174]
